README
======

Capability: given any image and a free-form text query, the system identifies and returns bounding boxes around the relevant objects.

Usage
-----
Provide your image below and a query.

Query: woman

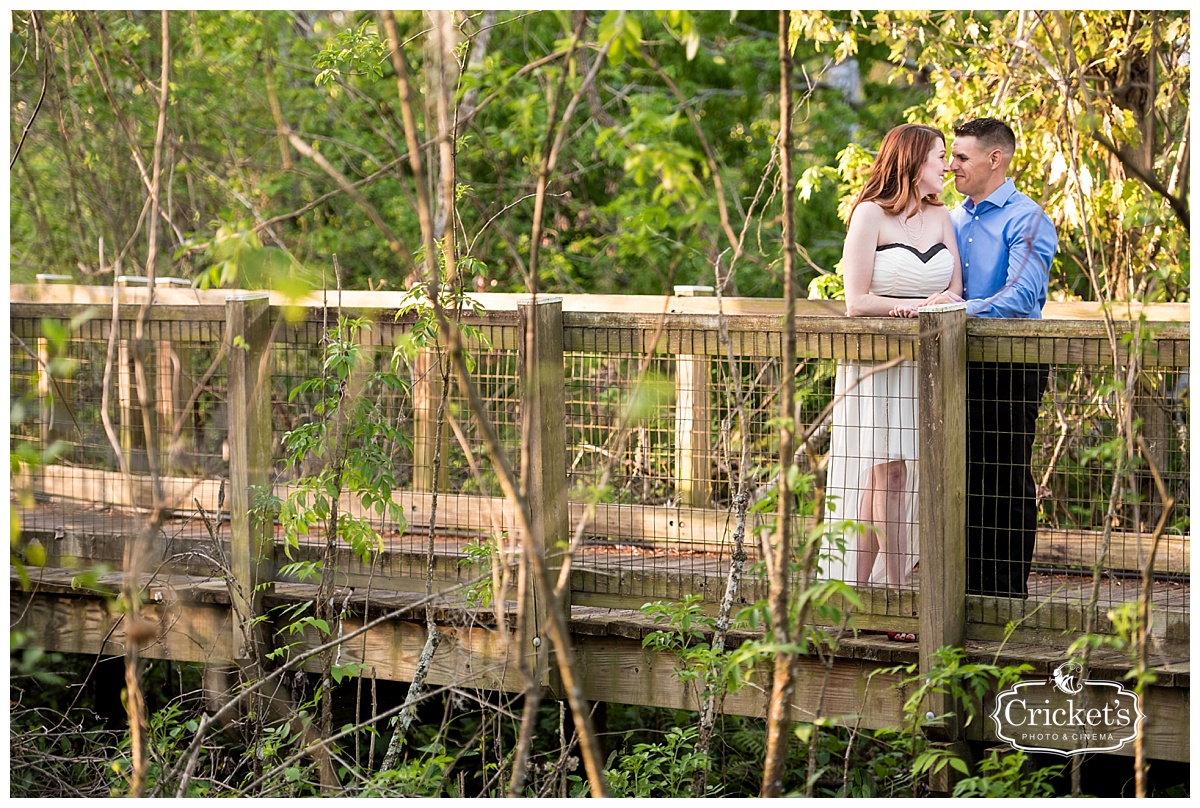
[825,124,963,587]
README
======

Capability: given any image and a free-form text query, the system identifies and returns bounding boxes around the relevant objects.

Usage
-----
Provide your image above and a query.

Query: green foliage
[279,316,408,561]
[595,725,712,798]
[10,630,67,687]
[883,646,1031,732]
[641,595,750,697]
[18,11,1182,300]
[10,315,85,585]
[360,742,475,797]
[314,21,387,86]
[10,10,936,296]
[952,749,1064,798]
[391,253,492,371]
[869,10,1190,302]
[458,536,499,608]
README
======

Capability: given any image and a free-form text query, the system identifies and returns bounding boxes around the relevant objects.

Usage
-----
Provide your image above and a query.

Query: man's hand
[920,291,964,307]
[890,290,963,318]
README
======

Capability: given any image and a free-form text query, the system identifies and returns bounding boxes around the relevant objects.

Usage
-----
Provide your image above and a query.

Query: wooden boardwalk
[17,503,1190,621]
[11,557,1190,763]
[12,501,1190,764]
[10,287,1191,765]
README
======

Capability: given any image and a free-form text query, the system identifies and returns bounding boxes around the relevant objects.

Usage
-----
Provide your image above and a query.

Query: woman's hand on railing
[890,291,963,318]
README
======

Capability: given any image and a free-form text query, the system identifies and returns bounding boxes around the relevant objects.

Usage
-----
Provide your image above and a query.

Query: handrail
[11,285,1189,366]
[10,283,1191,323]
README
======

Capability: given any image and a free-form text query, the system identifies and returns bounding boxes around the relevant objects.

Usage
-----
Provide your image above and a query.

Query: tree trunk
[760,11,798,797]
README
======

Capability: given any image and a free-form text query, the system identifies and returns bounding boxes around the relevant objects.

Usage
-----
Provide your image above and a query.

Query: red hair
[850,124,945,220]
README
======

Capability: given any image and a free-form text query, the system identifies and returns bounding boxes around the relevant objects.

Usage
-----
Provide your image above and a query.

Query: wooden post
[918,303,967,742]
[35,275,74,497]
[673,285,713,508]
[152,278,194,475]
[518,296,569,691]
[115,277,141,473]
[226,293,275,664]
[412,347,451,492]
[155,278,194,476]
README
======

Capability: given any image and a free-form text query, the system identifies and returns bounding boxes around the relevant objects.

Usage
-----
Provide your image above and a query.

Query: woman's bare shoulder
[850,199,888,225]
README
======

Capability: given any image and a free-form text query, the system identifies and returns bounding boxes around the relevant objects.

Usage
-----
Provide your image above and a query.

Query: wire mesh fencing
[11,309,229,547]
[964,330,1189,635]
[558,319,921,623]
[10,294,1189,643]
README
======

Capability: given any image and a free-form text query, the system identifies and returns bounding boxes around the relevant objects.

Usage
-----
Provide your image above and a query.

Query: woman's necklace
[899,208,925,246]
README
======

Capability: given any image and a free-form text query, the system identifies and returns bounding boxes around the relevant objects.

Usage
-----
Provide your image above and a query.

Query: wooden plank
[965,590,1190,651]
[151,320,201,476]
[11,582,237,663]
[12,285,1188,324]
[271,317,509,351]
[410,345,450,493]
[919,304,968,739]
[226,293,275,665]
[1036,528,1190,575]
[969,333,1190,368]
[9,311,223,343]
[572,633,911,727]
[12,288,1187,370]
[11,572,1189,761]
[14,576,1185,758]
[314,613,527,693]
[674,286,714,507]
[117,330,136,472]
[562,313,918,360]
[14,466,222,512]
[518,297,570,689]
[22,468,1192,575]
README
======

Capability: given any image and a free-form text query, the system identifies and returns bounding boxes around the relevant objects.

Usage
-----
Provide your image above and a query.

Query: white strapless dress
[823,243,955,586]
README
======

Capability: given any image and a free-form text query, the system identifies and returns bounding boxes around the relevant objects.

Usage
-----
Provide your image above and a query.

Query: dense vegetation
[10,10,1189,302]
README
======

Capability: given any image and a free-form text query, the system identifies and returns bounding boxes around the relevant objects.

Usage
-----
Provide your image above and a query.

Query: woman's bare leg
[856,473,879,584]
[871,460,910,585]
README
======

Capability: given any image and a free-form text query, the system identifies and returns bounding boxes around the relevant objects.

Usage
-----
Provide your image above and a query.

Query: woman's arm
[843,202,930,317]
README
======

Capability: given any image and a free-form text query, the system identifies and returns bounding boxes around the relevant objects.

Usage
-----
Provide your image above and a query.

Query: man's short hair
[954,118,1016,156]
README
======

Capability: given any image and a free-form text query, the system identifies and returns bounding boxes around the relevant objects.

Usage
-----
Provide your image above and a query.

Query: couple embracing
[825,118,1057,600]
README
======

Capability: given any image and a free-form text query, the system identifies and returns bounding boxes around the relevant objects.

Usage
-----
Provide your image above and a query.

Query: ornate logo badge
[990,662,1144,756]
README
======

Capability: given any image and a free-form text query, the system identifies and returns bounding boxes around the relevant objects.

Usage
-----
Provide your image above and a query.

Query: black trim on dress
[876,242,949,263]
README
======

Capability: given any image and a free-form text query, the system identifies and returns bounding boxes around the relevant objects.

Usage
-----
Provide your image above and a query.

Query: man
[948,118,1058,598]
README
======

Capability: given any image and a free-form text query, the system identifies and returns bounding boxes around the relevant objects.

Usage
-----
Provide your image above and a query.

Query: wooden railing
[10,284,1190,660]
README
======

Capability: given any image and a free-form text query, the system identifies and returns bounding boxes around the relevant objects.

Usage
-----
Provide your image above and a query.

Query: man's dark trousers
[966,361,1049,598]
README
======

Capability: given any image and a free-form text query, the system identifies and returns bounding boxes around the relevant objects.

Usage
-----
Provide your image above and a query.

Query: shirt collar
[964,177,1017,213]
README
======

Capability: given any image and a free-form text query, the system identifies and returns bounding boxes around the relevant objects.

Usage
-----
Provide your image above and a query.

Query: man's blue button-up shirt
[950,178,1058,319]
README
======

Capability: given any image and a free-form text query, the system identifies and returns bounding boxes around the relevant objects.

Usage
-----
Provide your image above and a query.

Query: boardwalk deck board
[18,504,1189,618]
[11,563,1189,762]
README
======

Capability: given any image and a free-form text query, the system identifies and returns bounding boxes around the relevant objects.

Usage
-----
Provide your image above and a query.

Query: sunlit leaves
[313,21,387,87]
[870,9,1190,301]
[598,11,642,65]
[656,11,702,61]
[788,11,860,61]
